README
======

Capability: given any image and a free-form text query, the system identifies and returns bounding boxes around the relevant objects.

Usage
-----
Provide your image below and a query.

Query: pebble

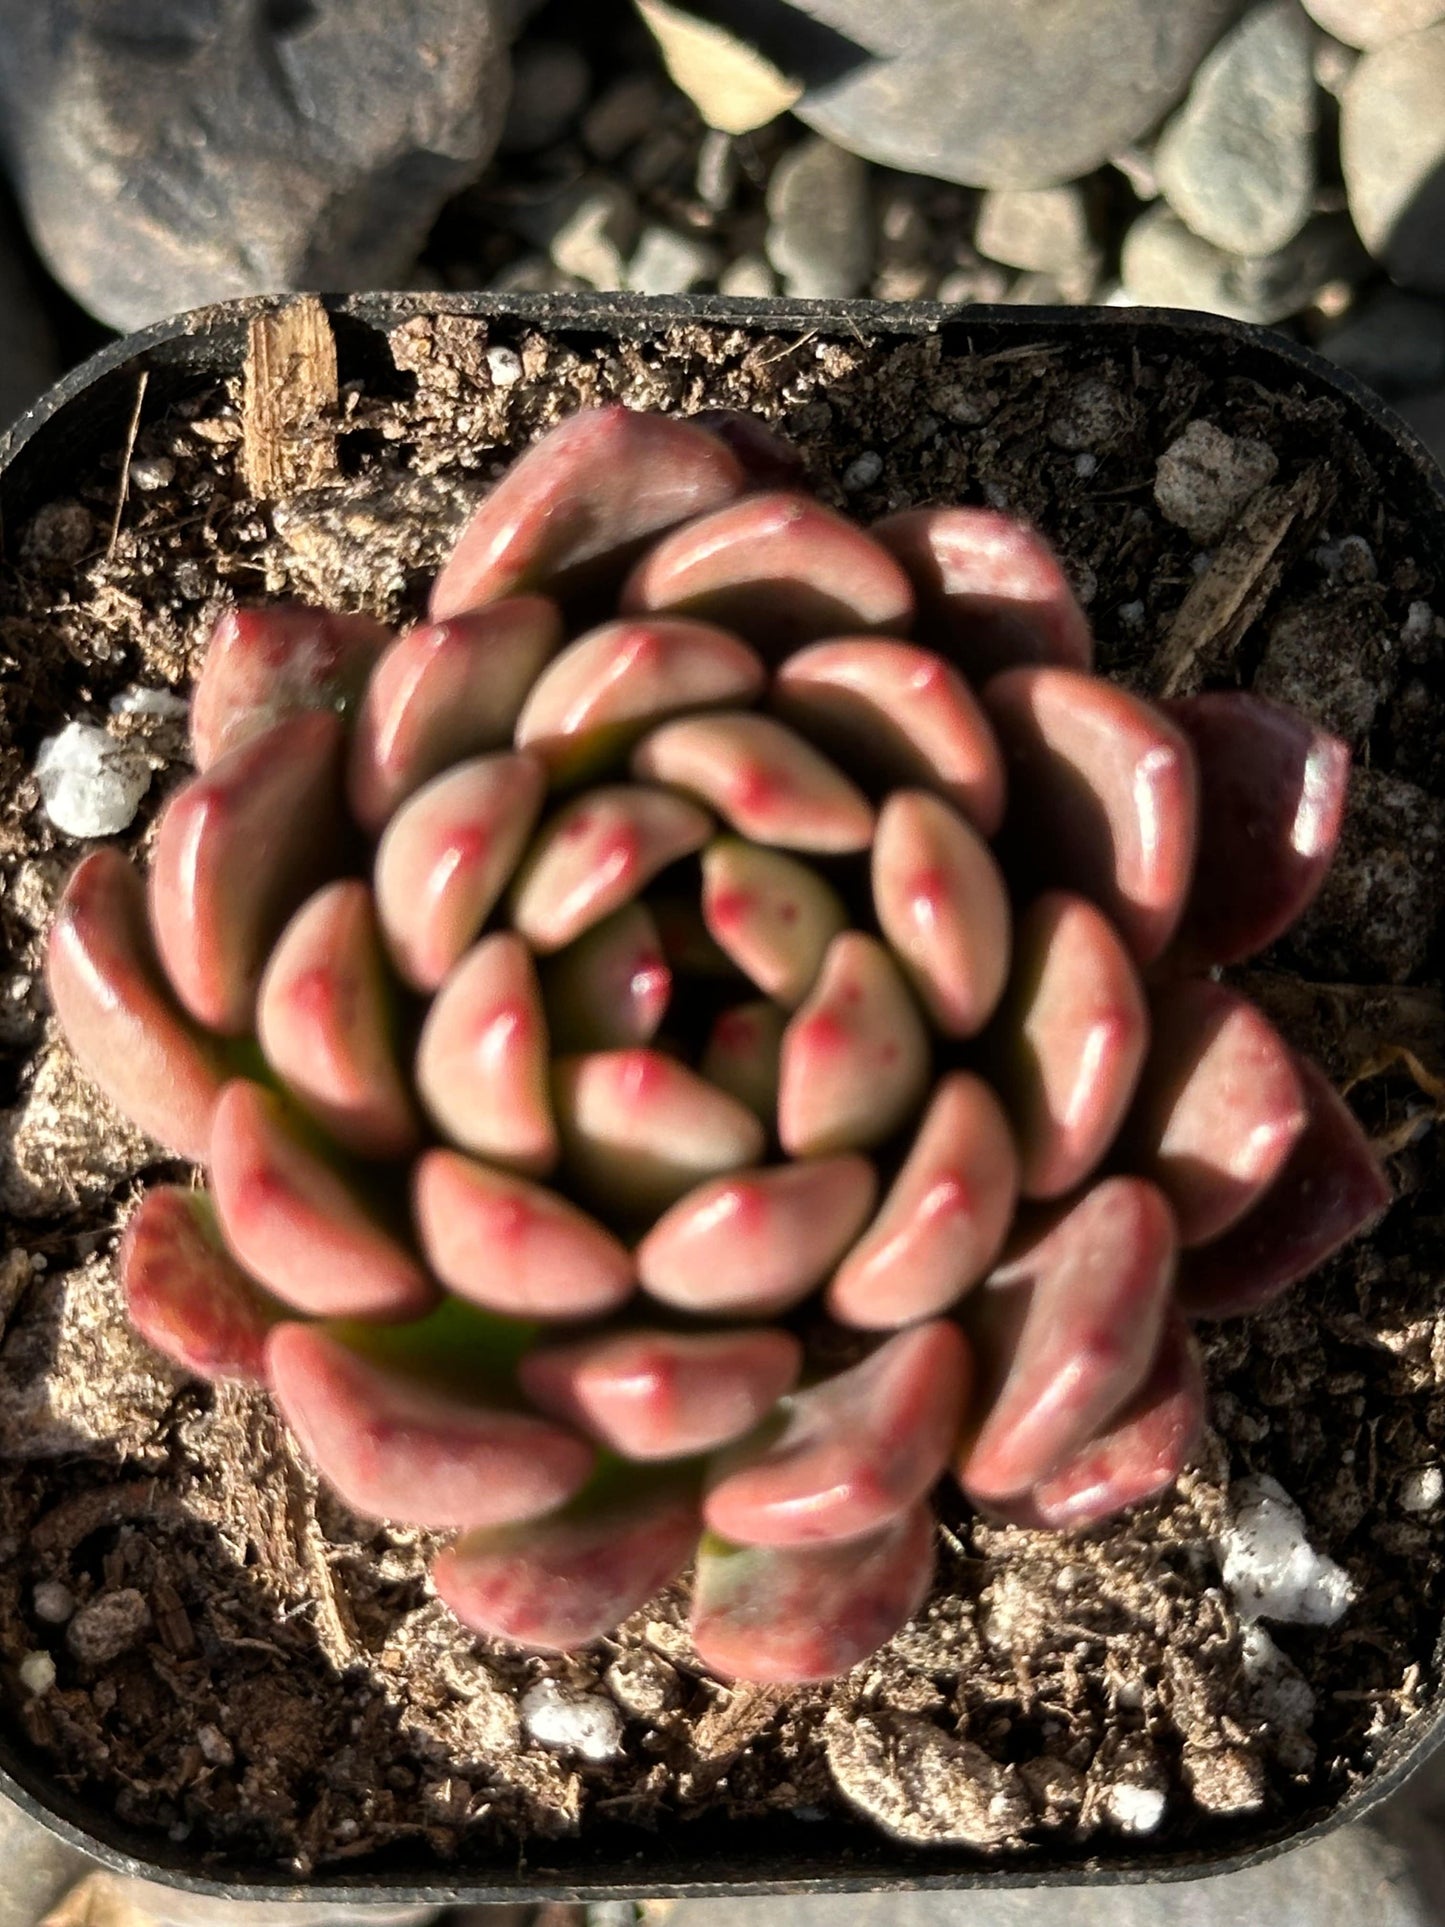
[521,1678,624,1761]
[765,135,874,298]
[843,451,884,491]
[784,0,1243,191]
[485,344,523,386]
[628,223,720,294]
[0,0,514,331]
[974,185,1099,286]
[19,1650,56,1696]
[1319,286,1445,395]
[1301,0,1445,48]
[635,0,802,135]
[66,1587,152,1665]
[32,1579,75,1624]
[544,180,637,290]
[718,253,779,298]
[1121,204,1364,323]
[1155,0,1317,257]
[605,1649,680,1720]
[34,721,152,839]
[1400,1464,1445,1511]
[500,38,591,154]
[582,74,667,161]
[1153,419,1279,543]
[1342,23,1445,292]
[1218,1475,1357,1625]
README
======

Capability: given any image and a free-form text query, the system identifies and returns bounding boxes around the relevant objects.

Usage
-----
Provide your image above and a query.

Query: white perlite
[1218,1474,1357,1625]
[1400,1463,1445,1512]
[110,683,189,721]
[1103,1781,1167,1835]
[1240,1622,1318,1726]
[35,721,151,837]
[520,1678,623,1762]
[19,1650,56,1696]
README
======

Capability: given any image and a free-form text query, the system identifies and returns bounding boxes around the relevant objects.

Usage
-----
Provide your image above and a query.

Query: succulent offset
[48,405,1389,1685]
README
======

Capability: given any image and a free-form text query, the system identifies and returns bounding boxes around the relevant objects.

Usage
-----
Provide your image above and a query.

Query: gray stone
[718,253,779,298]
[627,224,720,294]
[1302,0,1445,48]
[0,203,58,434]
[0,0,512,333]
[514,179,638,290]
[1121,205,1365,322]
[636,0,802,135]
[766,136,873,298]
[974,186,1100,287]
[1342,23,1445,292]
[1154,419,1279,543]
[500,38,591,153]
[56,1869,440,1927]
[784,0,1243,190]
[1319,287,1445,394]
[1291,767,1445,982]
[1400,388,1445,469]
[0,1796,93,1927]
[1156,0,1318,257]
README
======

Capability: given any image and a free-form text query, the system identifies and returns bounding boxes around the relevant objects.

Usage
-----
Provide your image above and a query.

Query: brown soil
[2,304,1444,1883]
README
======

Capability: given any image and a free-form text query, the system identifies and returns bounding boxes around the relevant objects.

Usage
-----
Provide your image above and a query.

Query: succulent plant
[48,405,1389,1686]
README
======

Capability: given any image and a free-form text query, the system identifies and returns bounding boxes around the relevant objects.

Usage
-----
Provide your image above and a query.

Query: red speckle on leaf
[731,762,783,815]
[909,868,948,921]
[562,810,595,842]
[708,887,754,931]
[778,900,800,925]
[799,1010,849,1055]
[921,1172,972,1220]
[712,1010,758,1052]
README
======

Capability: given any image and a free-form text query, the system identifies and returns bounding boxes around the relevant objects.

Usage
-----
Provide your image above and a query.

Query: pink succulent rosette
[47,406,1390,1685]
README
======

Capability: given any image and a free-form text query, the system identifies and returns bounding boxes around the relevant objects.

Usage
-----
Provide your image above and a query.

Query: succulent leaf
[871,790,1011,1039]
[539,903,672,1052]
[873,507,1094,680]
[985,668,1198,965]
[827,1073,1019,1330]
[621,491,915,652]
[691,1504,935,1683]
[636,1157,878,1315]
[121,1186,282,1385]
[779,932,932,1155]
[1120,980,1307,1246]
[515,616,766,780]
[1178,1056,1390,1319]
[375,751,546,992]
[191,602,390,771]
[521,1327,803,1459]
[258,880,419,1161]
[266,1322,594,1531]
[774,637,1006,835]
[1163,692,1351,969]
[700,999,787,1120]
[510,784,713,953]
[150,712,349,1035]
[704,1321,969,1546]
[46,848,228,1161]
[633,711,874,853]
[431,405,746,618]
[987,892,1149,1201]
[415,932,556,1174]
[209,1080,436,1320]
[701,835,848,1007]
[349,600,563,835]
[958,1177,1176,1505]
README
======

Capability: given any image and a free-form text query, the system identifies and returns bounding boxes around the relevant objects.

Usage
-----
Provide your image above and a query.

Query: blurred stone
[0,201,58,433]
[1121,205,1365,322]
[0,1797,91,1927]
[582,74,668,160]
[42,1869,440,1927]
[515,179,638,291]
[636,0,802,134]
[1154,419,1279,543]
[501,39,591,153]
[747,0,1242,190]
[628,225,720,294]
[718,254,779,297]
[974,186,1099,286]
[1318,287,1445,395]
[1291,767,1445,982]
[766,136,873,297]
[1342,23,1445,293]
[0,0,513,332]
[1301,0,1445,48]
[1399,388,1445,469]
[1155,0,1317,256]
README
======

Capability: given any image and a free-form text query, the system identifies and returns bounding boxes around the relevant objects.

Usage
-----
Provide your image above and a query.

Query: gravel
[1341,22,1445,293]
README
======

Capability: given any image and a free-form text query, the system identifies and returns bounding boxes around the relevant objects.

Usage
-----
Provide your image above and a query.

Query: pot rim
[2,290,1442,1902]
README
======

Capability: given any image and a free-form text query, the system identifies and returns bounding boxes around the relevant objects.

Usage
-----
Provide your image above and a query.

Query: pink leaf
[209,1080,436,1320]
[1178,1055,1390,1318]
[191,602,390,771]
[540,903,673,1053]
[1163,692,1351,969]
[691,1503,935,1683]
[704,1322,969,1547]
[46,848,227,1161]
[121,1186,282,1385]
[149,712,348,1035]
[984,668,1198,965]
[701,835,847,1008]
[687,410,805,489]
[959,1177,1176,1504]
[621,491,915,654]
[872,507,1093,680]
[633,711,874,853]
[348,600,563,835]
[521,1327,802,1459]
[413,1148,635,1320]
[774,637,1006,836]
[266,1323,594,1531]
[431,406,744,618]
[827,1073,1019,1330]
[637,1157,877,1316]
[700,999,787,1120]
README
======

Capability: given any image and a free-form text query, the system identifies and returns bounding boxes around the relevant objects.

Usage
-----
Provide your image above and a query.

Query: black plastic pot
[2,291,1444,1906]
